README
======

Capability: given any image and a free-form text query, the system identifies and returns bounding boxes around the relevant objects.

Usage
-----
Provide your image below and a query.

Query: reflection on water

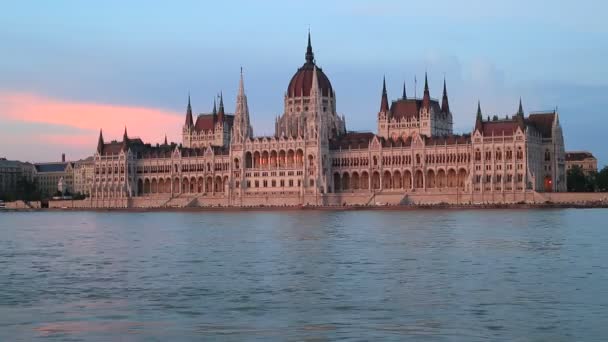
[1,209,608,341]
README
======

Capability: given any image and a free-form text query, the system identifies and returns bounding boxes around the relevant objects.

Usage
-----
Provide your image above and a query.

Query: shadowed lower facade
[86,34,566,208]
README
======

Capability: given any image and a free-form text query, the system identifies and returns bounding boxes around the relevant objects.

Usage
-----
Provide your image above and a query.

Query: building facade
[34,160,74,197]
[565,151,598,175]
[0,158,33,199]
[73,157,95,196]
[88,34,567,207]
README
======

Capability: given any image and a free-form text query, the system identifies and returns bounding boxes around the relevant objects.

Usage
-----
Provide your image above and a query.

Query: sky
[1,0,607,166]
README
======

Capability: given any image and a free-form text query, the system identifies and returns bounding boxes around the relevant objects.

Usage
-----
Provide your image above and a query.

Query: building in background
[33,154,74,197]
[565,151,598,175]
[0,158,34,199]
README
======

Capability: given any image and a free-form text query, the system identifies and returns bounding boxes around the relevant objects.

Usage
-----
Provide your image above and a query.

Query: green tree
[567,165,593,192]
[15,177,41,201]
[596,166,608,192]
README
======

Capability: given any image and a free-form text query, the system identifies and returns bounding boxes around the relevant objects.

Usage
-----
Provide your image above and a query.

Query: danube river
[1,209,607,341]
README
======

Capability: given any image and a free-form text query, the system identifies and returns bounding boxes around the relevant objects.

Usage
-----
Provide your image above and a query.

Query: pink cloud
[0,92,183,146]
[36,134,97,146]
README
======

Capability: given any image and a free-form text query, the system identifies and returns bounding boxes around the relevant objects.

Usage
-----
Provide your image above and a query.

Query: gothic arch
[361,171,369,190]
[182,177,190,193]
[333,172,341,192]
[457,168,467,189]
[436,169,446,188]
[342,172,350,191]
[270,150,277,167]
[351,172,360,190]
[173,178,180,194]
[403,170,412,189]
[447,169,457,188]
[144,179,151,194]
[414,170,424,189]
[372,171,381,190]
[245,152,252,168]
[383,170,392,189]
[158,178,165,194]
[393,170,402,189]
[426,169,436,188]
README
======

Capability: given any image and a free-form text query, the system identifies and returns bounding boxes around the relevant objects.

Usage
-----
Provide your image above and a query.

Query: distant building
[0,158,33,198]
[34,156,74,197]
[565,151,598,175]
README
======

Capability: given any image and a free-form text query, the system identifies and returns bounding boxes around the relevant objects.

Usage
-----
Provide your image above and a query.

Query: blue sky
[1,0,607,165]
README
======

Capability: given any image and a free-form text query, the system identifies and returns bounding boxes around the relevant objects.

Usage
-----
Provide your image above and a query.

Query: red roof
[287,63,333,97]
[329,132,375,150]
[424,134,471,146]
[389,98,441,120]
[381,136,413,148]
[194,114,216,132]
[565,151,595,161]
[480,120,520,136]
[193,114,234,133]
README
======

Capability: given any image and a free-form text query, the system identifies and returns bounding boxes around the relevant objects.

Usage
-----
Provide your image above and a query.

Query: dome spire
[305,30,314,64]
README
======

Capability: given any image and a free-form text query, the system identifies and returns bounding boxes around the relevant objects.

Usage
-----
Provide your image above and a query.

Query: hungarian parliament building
[88,34,566,208]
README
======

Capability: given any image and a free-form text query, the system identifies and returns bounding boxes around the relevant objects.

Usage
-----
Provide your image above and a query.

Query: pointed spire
[185,94,194,127]
[97,129,104,154]
[238,66,245,97]
[422,72,431,110]
[164,134,168,145]
[475,101,484,132]
[441,77,450,113]
[218,91,225,121]
[305,30,314,64]
[121,126,129,152]
[402,81,407,100]
[517,97,524,116]
[380,76,389,112]
[232,67,252,143]
[212,97,217,115]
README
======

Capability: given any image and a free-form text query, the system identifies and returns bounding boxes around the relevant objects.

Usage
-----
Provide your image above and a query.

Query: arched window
[516,147,523,160]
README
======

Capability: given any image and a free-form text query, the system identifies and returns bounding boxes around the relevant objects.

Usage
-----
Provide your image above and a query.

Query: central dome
[286,33,333,98]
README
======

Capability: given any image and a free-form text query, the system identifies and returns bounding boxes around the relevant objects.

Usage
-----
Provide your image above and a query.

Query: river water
[0,209,607,341]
